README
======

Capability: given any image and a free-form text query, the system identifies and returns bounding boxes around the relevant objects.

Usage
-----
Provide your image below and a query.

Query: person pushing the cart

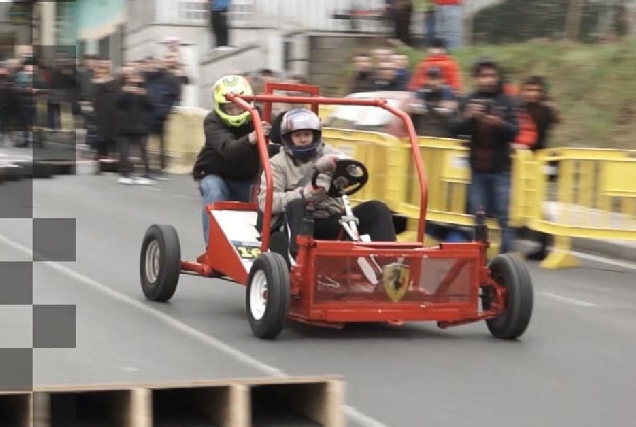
[258,108,397,260]
[192,75,272,247]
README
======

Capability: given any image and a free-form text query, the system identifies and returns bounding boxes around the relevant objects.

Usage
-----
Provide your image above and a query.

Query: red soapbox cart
[139,85,533,340]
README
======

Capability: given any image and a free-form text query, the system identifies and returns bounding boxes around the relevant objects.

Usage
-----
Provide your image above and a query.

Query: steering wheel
[311,159,369,197]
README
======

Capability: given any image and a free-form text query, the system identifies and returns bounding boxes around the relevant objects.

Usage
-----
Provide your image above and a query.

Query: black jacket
[452,89,519,173]
[145,71,180,127]
[115,90,154,135]
[92,78,122,142]
[192,111,260,181]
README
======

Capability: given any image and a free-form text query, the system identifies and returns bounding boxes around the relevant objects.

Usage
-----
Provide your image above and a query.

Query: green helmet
[212,75,253,127]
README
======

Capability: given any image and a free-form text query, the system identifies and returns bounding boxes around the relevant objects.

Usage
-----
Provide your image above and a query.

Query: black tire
[485,253,534,340]
[140,224,181,302]
[32,161,54,179]
[0,164,21,182]
[246,252,290,339]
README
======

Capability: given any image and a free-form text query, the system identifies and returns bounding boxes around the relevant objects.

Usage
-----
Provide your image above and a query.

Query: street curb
[571,237,636,263]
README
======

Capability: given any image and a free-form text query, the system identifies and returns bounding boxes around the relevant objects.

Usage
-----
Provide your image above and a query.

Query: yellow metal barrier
[509,148,539,228]
[35,97,75,133]
[529,148,636,269]
[149,106,208,174]
[319,105,335,119]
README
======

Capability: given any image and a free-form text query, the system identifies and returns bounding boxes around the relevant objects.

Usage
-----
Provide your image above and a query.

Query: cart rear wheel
[246,253,290,339]
[485,253,534,340]
[140,224,181,302]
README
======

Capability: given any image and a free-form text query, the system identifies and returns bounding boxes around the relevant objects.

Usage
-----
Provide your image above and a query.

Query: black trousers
[394,8,413,47]
[150,121,166,171]
[94,138,114,160]
[211,9,230,47]
[285,199,397,257]
[118,133,150,177]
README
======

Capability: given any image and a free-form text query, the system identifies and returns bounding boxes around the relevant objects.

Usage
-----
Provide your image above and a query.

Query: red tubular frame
[224,93,429,248]
[261,82,321,121]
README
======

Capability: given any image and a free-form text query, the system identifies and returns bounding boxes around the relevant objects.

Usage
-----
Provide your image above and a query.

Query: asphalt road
[1,172,636,427]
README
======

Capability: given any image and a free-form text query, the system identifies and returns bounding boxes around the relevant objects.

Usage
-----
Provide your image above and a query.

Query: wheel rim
[145,240,161,285]
[250,270,268,321]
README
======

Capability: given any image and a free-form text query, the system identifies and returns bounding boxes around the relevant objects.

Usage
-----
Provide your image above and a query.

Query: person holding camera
[406,66,457,137]
[115,71,154,185]
[389,67,456,138]
[451,58,519,255]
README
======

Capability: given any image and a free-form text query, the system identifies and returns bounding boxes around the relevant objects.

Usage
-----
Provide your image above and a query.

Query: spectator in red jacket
[408,38,462,93]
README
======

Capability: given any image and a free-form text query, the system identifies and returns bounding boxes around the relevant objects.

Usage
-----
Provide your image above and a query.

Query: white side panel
[212,210,262,272]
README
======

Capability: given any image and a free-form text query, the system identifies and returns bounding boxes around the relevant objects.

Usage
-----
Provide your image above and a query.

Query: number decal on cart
[236,245,262,259]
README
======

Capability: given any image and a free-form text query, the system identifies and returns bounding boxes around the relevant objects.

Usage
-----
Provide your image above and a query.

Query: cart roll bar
[262,82,321,121]
[224,94,429,249]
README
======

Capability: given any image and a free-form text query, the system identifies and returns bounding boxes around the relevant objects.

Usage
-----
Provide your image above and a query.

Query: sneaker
[118,176,134,185]
[135,176,154,185]
[153,171,169,181]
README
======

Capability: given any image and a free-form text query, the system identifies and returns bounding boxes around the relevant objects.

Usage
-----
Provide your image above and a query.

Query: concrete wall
[196,30,309,110]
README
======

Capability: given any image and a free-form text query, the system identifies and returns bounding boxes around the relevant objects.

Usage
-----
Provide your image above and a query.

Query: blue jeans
[436,5,463,50]
[197,174,254,245]
[424,11,436,47]
[468,171,515,254]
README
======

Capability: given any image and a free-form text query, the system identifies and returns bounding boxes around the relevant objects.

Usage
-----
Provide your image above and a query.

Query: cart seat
[212,209,262,245]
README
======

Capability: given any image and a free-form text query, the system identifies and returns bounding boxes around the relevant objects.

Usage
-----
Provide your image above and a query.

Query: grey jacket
[258,143,345,219]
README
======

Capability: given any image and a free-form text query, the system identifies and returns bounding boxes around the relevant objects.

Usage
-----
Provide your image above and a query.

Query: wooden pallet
[2,376,345,427]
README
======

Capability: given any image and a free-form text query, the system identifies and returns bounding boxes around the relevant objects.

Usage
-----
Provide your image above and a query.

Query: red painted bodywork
[179,83,506,328]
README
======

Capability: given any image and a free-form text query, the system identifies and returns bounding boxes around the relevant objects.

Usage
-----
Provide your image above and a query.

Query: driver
[258,108,397,259]
[192,75,272,247]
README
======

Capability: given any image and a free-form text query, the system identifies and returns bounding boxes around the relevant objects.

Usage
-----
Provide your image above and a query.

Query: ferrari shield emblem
[381,262,410,302]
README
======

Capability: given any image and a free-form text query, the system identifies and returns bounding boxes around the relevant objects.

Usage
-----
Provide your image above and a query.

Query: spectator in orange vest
[408,38,462,93]
[513,109,538,148]
[518,75,560,152]
[515,76,560,261]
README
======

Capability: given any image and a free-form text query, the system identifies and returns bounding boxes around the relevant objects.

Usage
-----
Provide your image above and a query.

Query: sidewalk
[572,238,636,263]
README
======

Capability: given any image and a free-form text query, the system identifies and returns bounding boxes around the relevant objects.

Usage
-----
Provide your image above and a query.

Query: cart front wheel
[485,253,534,340]
[140,224,181,302]
[246,253,290,339]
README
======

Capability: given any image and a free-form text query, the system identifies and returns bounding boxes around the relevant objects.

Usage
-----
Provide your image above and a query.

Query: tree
[565,0,584,41]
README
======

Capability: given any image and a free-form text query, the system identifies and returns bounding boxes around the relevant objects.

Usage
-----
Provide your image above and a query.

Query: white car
[322,91,413,135]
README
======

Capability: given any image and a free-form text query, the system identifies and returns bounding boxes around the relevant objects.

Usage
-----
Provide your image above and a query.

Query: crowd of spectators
[348,38,560,151]
[0,43,313,186]
[0,43,192,184]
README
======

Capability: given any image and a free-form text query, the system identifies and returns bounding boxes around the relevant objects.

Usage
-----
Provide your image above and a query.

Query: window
[78,40,86,59]
[98,36,109,60]
[284,40,292,72]
[230,0,255,26]
[177,1,207,23]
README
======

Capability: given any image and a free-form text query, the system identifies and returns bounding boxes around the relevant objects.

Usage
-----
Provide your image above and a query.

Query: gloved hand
[300,174,330,204]
[314,155,339,174]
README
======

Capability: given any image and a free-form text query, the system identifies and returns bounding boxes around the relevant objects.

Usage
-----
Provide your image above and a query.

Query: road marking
[571,251,636,271]
[539,292,599,307]
[0,233,388,427]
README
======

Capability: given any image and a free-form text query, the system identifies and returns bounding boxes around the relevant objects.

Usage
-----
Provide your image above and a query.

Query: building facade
[0,1,35,60]
[60,0,126,66]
